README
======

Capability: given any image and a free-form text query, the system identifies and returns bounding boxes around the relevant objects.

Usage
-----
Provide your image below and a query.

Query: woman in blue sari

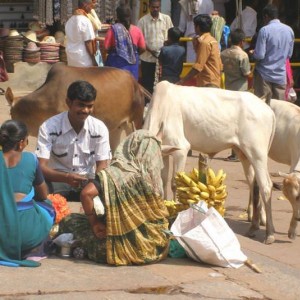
[0,120,55,267]
[104,4,145,80]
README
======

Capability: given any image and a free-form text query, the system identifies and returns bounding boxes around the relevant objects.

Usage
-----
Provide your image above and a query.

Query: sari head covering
[111,23,136,64]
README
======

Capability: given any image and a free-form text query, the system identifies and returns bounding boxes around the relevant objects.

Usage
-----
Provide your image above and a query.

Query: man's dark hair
[230,29,245,45]
[193,14,212,33]
[168,27,182,43]
[78,0,92,8]
[262,4,278,20]
[67,80,97,102]
[149,0,160,5]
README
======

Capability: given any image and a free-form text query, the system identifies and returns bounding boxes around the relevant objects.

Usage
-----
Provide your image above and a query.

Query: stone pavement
[1,64,300,299]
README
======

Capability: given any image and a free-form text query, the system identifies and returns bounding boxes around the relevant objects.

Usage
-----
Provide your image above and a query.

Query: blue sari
[0,151,54,267]
[105,23,139,80]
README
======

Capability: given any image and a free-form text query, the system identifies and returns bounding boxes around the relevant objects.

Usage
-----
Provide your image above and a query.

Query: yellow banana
[213,169,224,186]
[190,168,199,182]
[177,187,191,192]
[187,199,198,205]
[189,186,201,194]
[206,167,216,185]
[216,184,226,193]
[181,173,198,187]
[197,181,209,192]
[200,191,210,200]
[207,184,216,193]
[215,190,228,200]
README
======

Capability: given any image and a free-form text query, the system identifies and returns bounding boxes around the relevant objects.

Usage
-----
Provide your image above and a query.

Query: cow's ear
[5,87,14,106]
[161,145,181,156]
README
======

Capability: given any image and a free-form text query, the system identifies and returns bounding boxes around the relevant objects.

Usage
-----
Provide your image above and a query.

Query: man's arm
[38,157,86,187]
[85,40,97,66]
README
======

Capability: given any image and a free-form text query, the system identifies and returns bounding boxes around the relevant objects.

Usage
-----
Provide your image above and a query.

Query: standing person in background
[179,0,214,63]
[212,0,229,18]
[230,0,258,51]
[65,0,97,67]
[159,27,185,83]
[36,81,111,202]
[177,14,222,88]
[104,4,145,80]
[221,29,251,161]
[138,0,173,94]
[250,4,294,103]
[87,0,103,66]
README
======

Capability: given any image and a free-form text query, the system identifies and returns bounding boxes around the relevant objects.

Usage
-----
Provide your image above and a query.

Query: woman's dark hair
[116,4,131,30]
[193,14,212,33]
[67,80,97,102]
[263,4,278,20]
[230,29,245,45]
[0,120,28,152]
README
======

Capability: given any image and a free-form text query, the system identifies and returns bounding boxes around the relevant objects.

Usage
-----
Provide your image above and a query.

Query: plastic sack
[171,201,247,268]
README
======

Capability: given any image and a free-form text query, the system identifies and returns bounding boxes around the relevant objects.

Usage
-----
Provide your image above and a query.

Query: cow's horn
[5,87,14,106]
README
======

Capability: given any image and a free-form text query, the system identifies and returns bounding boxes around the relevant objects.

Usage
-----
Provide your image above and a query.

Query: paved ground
[0,64,300,299]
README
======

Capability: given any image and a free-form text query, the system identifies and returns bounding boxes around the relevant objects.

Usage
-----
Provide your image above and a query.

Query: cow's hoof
[288,231,296,240]
[264,235,275,244]
[246,225,259,238]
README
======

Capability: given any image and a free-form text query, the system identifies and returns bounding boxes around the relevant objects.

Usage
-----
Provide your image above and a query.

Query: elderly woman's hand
[91,221,106,239]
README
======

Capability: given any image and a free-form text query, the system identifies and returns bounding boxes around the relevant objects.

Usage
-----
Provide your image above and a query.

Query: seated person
[59,130,170,265]
[0,120,55,267]
[36,80,111,202]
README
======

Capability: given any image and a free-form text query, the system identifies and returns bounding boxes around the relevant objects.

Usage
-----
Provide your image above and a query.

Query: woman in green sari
[59,130,170,265]
[0,120,55,267]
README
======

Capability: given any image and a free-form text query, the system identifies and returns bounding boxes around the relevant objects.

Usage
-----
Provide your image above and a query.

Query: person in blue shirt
[250,4,294,104]
[159,27,185,84]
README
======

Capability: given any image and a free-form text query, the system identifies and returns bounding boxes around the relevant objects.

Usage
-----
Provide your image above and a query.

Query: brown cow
[5,63,146,151]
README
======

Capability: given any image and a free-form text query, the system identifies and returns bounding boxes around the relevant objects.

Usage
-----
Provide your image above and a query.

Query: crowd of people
[0,0,297,266]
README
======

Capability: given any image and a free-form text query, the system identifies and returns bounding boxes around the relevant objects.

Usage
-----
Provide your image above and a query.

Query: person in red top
[104,4,146,80]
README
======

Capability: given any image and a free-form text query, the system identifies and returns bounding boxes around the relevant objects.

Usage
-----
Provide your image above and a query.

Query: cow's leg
[250,159,275,244]
[171,150,188,199]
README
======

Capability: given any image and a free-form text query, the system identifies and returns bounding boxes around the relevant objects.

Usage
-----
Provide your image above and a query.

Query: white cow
[267,99,300,239]
[143,81,276,244]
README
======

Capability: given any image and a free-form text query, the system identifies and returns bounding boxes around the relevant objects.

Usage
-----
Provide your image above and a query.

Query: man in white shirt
[138,0,173,94]
[36,81,111,201]
[65,0,97,67]
[230,0,258,50]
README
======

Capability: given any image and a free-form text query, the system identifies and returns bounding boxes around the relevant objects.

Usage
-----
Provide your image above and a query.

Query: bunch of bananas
[164,199,189,218]
[175,167,227,216]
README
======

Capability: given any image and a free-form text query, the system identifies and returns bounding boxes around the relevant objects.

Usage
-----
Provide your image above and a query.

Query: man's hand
[66,173,87,188]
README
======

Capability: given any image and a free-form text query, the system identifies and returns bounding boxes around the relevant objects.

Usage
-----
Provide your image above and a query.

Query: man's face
[149,1,160,18]
[67,99,95,126]
[82,1,93,13]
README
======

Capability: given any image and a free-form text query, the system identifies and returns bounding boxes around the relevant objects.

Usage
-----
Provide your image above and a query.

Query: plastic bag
[287,87,297,103]
[171,201,247,268]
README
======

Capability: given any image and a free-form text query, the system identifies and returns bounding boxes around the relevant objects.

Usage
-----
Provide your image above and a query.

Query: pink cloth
[104,25,145,50]
[285,59,293,101]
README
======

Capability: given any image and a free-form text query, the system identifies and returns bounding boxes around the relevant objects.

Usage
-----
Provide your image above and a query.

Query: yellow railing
[179,37,300,77]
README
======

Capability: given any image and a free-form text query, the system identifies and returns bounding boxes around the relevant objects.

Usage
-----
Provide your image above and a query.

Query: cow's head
[279,171,300,239]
